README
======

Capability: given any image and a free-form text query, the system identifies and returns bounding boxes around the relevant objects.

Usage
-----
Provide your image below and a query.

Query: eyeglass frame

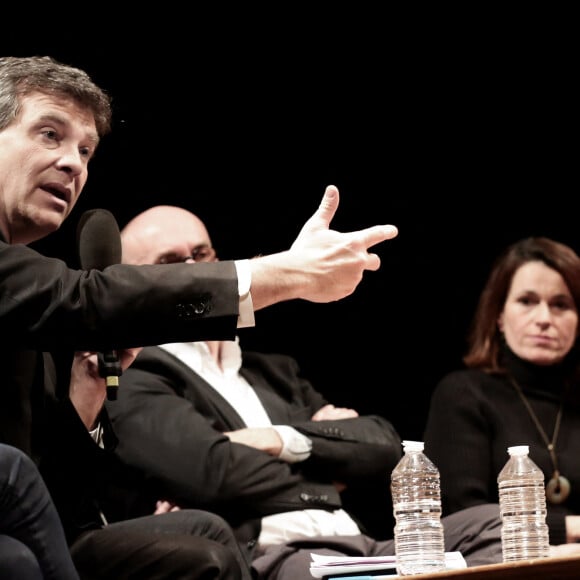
[157,244,217,265]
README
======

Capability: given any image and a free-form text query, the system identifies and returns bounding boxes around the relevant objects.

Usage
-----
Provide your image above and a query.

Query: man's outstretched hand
[294,185,398,267]
[289,184,399,302]
[249,185,399,308]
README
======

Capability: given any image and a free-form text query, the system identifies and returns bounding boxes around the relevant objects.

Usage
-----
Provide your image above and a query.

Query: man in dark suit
[0,55,398,579]
[107,205,504,579]
[0,443,81,580]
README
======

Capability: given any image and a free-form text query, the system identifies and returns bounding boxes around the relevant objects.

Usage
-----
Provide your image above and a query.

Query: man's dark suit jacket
[0,236,240,543]
[106,345,403,554]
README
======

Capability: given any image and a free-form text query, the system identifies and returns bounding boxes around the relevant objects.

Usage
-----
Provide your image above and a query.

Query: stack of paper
[309,551,467,578]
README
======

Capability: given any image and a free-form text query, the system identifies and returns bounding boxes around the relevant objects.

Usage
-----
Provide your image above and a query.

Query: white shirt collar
[159,337,242,376]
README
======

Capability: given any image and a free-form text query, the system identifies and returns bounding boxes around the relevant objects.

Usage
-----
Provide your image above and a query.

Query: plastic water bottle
[497,445,550,562]
[391,440,446,575]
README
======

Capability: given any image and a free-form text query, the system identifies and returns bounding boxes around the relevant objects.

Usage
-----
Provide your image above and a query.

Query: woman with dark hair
[424,236,580,556]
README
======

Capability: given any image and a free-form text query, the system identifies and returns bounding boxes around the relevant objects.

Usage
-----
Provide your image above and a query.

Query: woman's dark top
[424,345,580,545]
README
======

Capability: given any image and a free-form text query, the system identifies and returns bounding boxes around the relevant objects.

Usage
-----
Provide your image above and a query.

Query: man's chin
[21,214,64,244]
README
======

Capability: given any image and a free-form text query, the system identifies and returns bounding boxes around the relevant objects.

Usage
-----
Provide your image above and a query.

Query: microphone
[76,209,122,401]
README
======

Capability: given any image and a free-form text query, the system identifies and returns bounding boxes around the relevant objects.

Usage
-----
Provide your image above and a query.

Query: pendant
[546,474,571,504]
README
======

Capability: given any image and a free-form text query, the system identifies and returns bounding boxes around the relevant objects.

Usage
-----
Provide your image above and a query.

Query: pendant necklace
[508,376,570,504]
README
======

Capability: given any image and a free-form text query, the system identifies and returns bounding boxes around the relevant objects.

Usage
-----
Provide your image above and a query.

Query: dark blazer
[1,237,238,452]
[106,345,402,549]
[0,236,240,542]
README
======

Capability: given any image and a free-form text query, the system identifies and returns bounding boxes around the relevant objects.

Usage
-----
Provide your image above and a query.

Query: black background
[9,16,576,442]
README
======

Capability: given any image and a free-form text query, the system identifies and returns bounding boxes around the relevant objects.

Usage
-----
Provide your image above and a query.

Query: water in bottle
[391,440,446,575]
[497,445,550,562]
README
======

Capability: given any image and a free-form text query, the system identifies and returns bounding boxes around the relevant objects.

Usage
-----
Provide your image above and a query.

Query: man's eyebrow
[36,112,68,126]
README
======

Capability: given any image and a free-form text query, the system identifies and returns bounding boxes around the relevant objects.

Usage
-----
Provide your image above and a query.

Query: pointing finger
[360,224,399,249]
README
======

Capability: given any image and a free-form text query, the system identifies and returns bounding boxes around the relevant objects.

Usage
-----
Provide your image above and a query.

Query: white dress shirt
[159,339,361,546]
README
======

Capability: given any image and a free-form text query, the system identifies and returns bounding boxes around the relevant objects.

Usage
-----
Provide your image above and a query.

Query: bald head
[121,205,215,265]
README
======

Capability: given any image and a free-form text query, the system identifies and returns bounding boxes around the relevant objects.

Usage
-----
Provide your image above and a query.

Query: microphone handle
[77,209,124,401]
[97,351,122,401]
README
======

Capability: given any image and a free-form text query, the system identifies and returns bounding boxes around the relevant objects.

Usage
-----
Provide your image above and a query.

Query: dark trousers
[0,443,80,580]
[252,503,503,580]
[70,510,253,580]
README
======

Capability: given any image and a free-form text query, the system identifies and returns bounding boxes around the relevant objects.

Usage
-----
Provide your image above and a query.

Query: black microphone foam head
[77,209,122,270]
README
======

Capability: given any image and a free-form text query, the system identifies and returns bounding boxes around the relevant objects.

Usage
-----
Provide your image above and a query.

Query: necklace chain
[508,376,563,476]
[507,375,570,504]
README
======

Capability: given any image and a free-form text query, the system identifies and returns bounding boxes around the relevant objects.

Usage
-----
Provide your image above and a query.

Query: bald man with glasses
[106,205,504,580]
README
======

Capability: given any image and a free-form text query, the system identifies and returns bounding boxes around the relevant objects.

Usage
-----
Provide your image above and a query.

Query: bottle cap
[507,445,529,456]
[402,440,424,452]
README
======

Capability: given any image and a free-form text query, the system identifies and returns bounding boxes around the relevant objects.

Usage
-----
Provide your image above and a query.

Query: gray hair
[0,55,112,138]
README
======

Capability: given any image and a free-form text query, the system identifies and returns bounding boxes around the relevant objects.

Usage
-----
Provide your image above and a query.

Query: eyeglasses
[157,245,216,264]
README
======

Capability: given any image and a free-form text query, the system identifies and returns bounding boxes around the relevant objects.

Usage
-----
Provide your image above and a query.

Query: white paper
[309,551,467,578]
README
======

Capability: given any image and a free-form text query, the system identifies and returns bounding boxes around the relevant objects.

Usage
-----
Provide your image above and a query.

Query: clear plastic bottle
[497,445,550,562]
[391,440,446,575]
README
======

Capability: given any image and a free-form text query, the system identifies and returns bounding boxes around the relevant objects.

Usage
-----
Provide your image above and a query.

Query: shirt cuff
[272,425,312,463]
[235,259,255,328]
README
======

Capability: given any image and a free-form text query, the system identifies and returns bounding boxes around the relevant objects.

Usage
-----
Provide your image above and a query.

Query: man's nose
[55,146,84,176]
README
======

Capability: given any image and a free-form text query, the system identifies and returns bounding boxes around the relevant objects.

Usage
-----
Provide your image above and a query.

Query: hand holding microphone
[76,208,123,401]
